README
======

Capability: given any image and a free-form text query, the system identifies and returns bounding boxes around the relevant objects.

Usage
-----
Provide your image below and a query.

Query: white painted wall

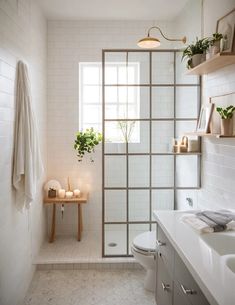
[199,0,235,210]
[174,0,203,46]
[0,1,47,305]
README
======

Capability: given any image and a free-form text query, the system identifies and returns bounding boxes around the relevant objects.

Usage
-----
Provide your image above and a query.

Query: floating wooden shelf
[186,52,235,75]
[104,152,201,156]
[185,132,235,138]
[162,152,201,155]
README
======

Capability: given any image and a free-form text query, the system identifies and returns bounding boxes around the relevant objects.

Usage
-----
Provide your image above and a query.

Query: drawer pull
[156,240,166,247]
[162,283,170,291]
[181,284,196,295]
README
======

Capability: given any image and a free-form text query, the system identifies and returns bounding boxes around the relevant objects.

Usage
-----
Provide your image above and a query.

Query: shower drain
[108,242,117,247]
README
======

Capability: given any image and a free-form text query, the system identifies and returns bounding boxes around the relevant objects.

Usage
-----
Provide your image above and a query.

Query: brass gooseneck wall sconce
[137,26,187,48]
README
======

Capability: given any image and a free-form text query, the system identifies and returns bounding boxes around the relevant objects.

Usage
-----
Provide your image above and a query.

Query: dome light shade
[137,26,186,49]
[137,36,161,49]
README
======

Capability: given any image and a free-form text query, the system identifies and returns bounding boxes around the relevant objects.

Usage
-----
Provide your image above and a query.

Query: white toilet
[131,231,156,292]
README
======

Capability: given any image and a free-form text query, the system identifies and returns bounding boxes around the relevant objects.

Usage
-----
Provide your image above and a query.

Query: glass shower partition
[102,49,201,257]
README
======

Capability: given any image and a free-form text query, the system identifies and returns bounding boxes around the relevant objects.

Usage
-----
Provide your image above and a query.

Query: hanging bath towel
[12,61,44,210]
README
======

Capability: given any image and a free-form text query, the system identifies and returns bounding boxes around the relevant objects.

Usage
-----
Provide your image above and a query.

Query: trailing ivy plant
[216,105,235,119]
[74,128,102,162]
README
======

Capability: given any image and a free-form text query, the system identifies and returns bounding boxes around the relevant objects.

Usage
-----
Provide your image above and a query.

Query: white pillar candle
[58,189,66,199]
[73,189,81,198]
[65,191,73,199]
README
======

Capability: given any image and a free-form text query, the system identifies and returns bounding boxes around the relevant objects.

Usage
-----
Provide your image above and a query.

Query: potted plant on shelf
[74,128,102,162]
[216,105,235,136]
[206,33,223,59]
[182,37,210,69]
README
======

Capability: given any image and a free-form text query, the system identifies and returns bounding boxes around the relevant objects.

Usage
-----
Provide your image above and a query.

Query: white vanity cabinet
[155,226,210,305]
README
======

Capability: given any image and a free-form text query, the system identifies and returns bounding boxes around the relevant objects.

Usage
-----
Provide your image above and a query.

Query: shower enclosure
[102,49,201,257]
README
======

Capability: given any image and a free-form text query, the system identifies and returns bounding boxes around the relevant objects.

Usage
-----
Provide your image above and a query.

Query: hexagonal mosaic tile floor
[24,269,155,305]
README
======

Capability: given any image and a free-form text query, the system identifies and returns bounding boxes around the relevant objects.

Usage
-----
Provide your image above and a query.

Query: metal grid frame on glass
[102,49,201,257]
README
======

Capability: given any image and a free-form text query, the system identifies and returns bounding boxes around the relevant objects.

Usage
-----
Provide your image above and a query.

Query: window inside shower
[79,62,140,143]
[102,50,201,257]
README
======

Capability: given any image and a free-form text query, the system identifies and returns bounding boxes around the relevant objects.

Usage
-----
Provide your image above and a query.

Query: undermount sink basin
[226,256,235,274]
[201,232,235,256]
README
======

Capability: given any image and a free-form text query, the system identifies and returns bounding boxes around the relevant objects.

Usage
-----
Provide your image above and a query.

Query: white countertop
[153,210,235,305]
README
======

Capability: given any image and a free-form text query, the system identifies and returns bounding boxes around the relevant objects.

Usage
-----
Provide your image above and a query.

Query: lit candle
[73,189,81,198]
[58,189,66,199]
[65,191,73,199]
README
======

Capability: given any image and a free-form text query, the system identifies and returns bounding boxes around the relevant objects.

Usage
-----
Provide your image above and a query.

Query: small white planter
[206,41,220,60]
[191,54,205,68]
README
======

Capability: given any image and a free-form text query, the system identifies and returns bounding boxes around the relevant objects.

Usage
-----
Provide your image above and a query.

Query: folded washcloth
[181,214,214,233]
[181,211,235,234]
[196,210,235,232]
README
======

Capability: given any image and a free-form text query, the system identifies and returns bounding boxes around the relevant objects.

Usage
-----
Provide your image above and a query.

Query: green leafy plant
[182,37,210,68]
[74,128,102,162]
[216,105,235,119]
[210,32,223,44]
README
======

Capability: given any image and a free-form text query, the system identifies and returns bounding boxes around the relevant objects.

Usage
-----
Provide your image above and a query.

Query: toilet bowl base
[144,269,156,292]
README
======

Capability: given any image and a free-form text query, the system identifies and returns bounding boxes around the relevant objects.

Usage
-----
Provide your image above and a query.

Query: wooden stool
[43,194,88,243]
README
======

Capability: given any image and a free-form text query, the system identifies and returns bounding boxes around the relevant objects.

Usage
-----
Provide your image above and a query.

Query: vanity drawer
[157,226,174,276]
[156,253,173,305]
[174,252,210,305]
[173,281,192,305]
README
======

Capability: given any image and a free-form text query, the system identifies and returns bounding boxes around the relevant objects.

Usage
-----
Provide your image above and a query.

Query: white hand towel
[12,61,44,210]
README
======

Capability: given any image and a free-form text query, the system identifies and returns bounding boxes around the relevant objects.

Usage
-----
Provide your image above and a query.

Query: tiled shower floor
[24,269,155,305]
[36,231,135,264]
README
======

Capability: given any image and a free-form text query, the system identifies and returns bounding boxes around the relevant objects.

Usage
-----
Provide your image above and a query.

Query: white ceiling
[36,0,189,20]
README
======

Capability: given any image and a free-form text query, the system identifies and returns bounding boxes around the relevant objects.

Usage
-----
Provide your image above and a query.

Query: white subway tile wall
[152,87,174,118]
[152,121,174,153]
[47,20,175,238]
[173,0,235,210]
[0,1,47,305]
[129,190,150,221]
[105,190,127,222]
[198,0,235,211]
[152,155,174,187]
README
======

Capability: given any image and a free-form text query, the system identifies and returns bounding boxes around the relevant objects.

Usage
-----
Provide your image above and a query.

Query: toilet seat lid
[133,231,156,252]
